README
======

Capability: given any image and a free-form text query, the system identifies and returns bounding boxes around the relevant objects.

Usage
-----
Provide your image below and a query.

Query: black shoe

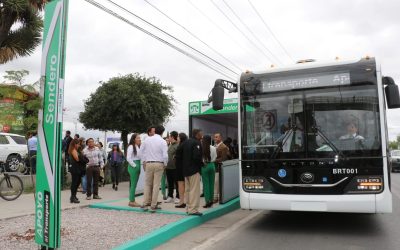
[93,195,102,199]
[70,197,80,203]
[112,184,115,190]
[203,203,210,208]
[175,203,186,208]
[115,186,118,191]
[189,212,203,216]
[200,193,204,197]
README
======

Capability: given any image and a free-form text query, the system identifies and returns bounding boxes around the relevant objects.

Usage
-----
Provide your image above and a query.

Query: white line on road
[192,210,263,250]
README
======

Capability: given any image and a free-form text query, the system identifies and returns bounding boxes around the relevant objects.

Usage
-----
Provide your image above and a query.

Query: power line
[187,0,264,65]
[83,0,237,81]
[143,0,242,72]
[210,0,275,64]
[247,0,294,62]
[221,0,283,65]
[105,0,239,77]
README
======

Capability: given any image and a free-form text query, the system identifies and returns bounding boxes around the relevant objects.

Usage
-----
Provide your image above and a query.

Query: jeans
[110,164,121,185]
[81,175,93,193]
[82,175,87,192]
[29,150,37,174]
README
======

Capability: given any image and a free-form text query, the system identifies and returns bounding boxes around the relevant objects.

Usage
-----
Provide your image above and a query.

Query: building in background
[0,84,38,135]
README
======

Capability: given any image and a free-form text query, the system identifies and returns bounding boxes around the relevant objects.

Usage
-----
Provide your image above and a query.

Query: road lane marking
[192,210,263,250]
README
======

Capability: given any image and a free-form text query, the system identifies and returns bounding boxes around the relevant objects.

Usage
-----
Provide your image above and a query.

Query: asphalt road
[208,173,400,250]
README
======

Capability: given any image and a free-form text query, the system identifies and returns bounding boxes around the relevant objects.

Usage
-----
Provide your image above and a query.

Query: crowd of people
[62,126,237,216]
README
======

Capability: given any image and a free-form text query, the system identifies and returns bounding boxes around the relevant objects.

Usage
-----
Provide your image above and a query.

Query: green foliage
[2,69,29,85]
[0,0,45,64]
[2,69,40,92]
[0,69,40,135]
[389,135,400,150]
[79,73,176,152]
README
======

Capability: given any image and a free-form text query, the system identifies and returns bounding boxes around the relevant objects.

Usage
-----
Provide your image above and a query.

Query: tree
[0,0,46,64]
[79,73,176,153]
[2,69,40,91]
[389,135,400,150]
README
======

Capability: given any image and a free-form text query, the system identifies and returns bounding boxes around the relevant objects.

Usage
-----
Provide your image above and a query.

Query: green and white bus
[209,58,400,213]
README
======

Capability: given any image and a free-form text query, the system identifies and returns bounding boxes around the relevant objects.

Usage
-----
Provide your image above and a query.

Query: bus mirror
[212,80,225,110]
[384,77,400,109]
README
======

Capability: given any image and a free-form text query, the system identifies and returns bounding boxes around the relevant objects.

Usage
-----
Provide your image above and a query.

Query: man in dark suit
[214,133,231,203]
[180,129,204,216]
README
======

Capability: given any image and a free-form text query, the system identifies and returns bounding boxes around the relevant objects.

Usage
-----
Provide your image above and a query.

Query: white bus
[209,58,400,213]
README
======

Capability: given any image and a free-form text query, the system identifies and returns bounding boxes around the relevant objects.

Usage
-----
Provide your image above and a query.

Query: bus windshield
[242,85,381,159]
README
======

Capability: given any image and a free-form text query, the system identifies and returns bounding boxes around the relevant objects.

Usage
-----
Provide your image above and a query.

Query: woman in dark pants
[69,139,87,203]
[175,132,188,208]
[107,144,124,191]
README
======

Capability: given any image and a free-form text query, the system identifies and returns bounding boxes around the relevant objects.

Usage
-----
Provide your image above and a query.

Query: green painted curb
[91,198,129,205]
[112,198,240,250]
[89,203,188,216]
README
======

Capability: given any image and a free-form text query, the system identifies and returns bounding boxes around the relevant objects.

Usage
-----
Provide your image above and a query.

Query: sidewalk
[0,181,131,220]
[1,179,240,249]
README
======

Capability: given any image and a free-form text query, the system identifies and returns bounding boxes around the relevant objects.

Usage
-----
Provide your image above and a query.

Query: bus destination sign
[260,72,351,92]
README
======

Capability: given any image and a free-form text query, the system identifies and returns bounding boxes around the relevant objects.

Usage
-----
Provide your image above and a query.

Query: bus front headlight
[344,176,383,193]
[242,176,273,192]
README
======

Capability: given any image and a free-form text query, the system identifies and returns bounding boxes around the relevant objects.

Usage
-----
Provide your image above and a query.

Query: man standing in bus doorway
[181,129,204,216]
[214,133,230,203]
[140,125,168,212]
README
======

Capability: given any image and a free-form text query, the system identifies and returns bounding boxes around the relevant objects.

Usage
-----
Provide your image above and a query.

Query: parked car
[0,132,28,172]
[391,150,400,172]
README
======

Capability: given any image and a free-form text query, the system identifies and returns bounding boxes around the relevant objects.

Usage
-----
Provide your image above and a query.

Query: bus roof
[245,58,374,76]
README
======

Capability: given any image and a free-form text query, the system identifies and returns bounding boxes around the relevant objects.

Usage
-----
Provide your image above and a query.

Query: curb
[90,198,240,250]
[89,202,187,216]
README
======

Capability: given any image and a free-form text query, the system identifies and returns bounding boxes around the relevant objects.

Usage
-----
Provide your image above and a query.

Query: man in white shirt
[83,138,104,200]
[139,125,168,212]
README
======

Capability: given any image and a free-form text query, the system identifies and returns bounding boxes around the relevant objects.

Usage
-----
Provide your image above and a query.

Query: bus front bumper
[240,189,392,213]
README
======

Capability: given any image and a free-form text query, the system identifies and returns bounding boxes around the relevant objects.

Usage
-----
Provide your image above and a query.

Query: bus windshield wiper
[311,125,346,160]
[269,125,297,160]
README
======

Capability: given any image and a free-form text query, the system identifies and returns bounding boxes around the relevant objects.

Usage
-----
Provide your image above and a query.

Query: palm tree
[0,1,47,64]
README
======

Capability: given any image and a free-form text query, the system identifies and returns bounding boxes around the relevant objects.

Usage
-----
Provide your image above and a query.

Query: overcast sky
[1,0,400,141]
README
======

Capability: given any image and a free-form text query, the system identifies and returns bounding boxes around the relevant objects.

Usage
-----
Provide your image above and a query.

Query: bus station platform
[0,181,239,249]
